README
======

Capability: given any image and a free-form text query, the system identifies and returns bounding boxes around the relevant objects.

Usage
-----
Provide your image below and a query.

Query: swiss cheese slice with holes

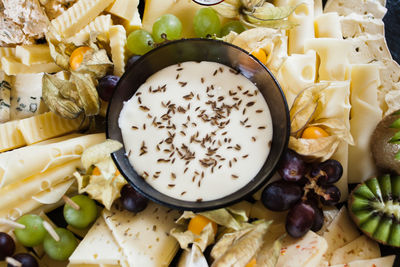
[103,202,180,267]
[15,44,52,65]
[347,34,392,64]
[109,25,127,77]
[0,133,104,188]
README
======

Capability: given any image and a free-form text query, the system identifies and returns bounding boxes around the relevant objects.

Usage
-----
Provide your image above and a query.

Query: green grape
[152,14,182,43]
[127,29,154,56]
[43,228,78,261]
[63,195,97,229]
[220,21,245,37]
[193,7,221,38]
[14,214,46,247]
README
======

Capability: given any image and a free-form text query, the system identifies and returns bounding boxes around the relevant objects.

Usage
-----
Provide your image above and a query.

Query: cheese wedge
[1,57,61,75]
[10,73,47,120]
[18,112,81,145]
[15,44,52,65]
[0,159,80,211]
[330,255,396,267]
[340,13,384,39]
[348,64,382,183]
[51,0,114,38]
[103,202,180,267]
[330,235,381,265]
[109,25,127,77]
[69,216,126,266]
[276,231,328,267]
[314,12,342,39]
[0,133,105,188]
[348,34,392,65]
[0,71,11,123]
[0,120,26,152]
[322,207,360,263]
[67,15,113,46]
[106,0,139,22]
[324,0,387,19]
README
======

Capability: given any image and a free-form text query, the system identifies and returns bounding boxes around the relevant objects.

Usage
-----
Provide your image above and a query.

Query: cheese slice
[347,34,392,65]
[1,57,61,76]
[103,202,180,267]
[324,0,387,19]
[287,0,315,54]
[10,73,47,120]
[276,231,328,267]
[330,255,396,267]
[32,179,75,204]
[0,159,81,211]
[305,38,351,81]
[340,13,384,39]
[15,44,52,65]
[0,133,104,188]
[277,50,317,107]
[109,25,127,77]
[106,0,139,22]
[0,120,26,152]
[314,12,342,39]
[18,112,81,145]
[0,47,16,58]
[348,64,382,183]
[51,0,114,38]
[67,15,113,46]
[0,71,11,123]
[330,235,381,265]
[322,206,360,263]
[69,216,126,265]
[122,10,142,34]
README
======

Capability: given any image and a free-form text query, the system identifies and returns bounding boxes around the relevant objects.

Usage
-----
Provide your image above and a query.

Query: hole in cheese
[41,180,50,190]
[294,4,309,16]
[74,144,84,155]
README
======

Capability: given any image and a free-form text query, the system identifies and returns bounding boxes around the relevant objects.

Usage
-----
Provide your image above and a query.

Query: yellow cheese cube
[106,0,139,21]
[15,44,52,65]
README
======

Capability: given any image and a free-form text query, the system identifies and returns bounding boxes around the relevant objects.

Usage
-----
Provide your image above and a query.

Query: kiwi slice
[348,174,400,247]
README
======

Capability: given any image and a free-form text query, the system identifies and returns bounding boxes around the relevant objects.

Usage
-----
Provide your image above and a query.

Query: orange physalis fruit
[245,258,257,267]
[92,166,101,176]
[251,48,267,65]
[188,215,217,235]
[301,126,329,139]
[69,46,92,70]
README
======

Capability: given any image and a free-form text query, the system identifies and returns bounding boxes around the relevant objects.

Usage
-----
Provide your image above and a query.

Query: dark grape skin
[120,184,148,213]
[320,185,341,206]
[317,160,343,184]
[308,201,324,232]
[0,232,15,260]
[286,202,315,238]
[278,149,307,182]
[97,75,120,101]
[261,180,303,211]
[7,253,38,267]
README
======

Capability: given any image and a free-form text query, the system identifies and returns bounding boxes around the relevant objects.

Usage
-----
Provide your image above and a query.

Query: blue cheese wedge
[102,202,180,267]
[0,71,11,123]
[10,73,47,120]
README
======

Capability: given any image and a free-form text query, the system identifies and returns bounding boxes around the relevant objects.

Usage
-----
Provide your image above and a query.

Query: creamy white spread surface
[119,61,273,201]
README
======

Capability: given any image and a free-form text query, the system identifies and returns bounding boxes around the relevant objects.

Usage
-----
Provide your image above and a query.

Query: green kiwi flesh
[349,174,400,247]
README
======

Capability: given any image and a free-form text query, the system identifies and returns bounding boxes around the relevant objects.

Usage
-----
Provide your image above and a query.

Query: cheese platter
[0,0,400,266]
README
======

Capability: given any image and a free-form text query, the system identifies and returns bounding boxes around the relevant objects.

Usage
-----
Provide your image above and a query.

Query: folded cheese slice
[0,133,105,188]
[69,216,126,266]
[103,202,180,267]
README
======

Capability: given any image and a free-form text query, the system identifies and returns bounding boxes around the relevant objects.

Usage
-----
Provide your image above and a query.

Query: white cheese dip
[119,61,273,201]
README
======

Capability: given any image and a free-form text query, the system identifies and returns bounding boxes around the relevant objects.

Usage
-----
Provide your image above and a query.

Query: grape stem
[303,171,329,204]
[5,257,22,267]
[43,221,60,242]
[0,218,26,229]
[63,195,80,210]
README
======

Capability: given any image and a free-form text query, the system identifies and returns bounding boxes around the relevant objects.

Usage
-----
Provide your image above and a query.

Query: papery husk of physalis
[77,48,113,79]
[42,73,83,119]
[256,233,285,267]
[178,244,208,267]
[210,227,253,260]
[70,72,100,116]
[211,220,272,267]
[46,32,77,70]
[81,139,123,170]
[200,208,250,231]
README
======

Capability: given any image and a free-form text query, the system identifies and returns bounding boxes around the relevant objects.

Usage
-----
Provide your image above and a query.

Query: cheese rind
[15,44,52,65]
[109,25,127,77]
[51,0,114,38]
[1,57,61,75]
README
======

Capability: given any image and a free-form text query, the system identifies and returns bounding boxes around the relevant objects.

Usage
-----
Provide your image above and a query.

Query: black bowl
[107,38,290,211]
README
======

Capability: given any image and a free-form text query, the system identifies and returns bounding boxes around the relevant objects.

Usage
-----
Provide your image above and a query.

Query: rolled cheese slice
[314,12,342,39]
[288,0,315,54]
[0,159,81,211]
[0,133,105,188]
[348,64,382,183]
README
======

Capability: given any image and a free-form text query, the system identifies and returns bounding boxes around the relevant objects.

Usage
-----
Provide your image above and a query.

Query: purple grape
[320,185,341,206]
[97,75,120,101]
[309,202,324,232]
[286,202,315,238]
[279,149,306,182]
[120,184,148,213]
[317,160,343,184]
[7,253,38,267]
[261,180,303,211]
[0,232,15,260]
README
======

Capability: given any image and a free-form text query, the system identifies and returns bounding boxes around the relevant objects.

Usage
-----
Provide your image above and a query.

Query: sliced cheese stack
[1,56,61,76]
[109,25,127,77]
[15,44,52,65]
[67,15,113,45]
[103,202,181,267]
[0,71,11,123]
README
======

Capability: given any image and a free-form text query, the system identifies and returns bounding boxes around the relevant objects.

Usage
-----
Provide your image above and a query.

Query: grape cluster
[0,232,38,267]
[120,184,148,213]
[261,149,343,238]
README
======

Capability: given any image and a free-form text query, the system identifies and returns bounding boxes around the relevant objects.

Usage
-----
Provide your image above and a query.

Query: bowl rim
[106,38,290,211]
